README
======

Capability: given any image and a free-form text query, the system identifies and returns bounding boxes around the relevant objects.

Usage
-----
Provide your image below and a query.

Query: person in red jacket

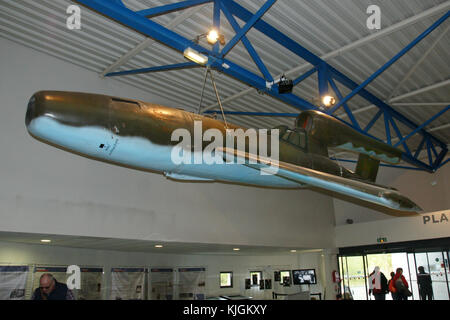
[393,268,411,300]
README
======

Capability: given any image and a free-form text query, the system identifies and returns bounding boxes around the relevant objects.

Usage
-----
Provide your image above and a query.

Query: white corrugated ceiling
[1,0,449,162]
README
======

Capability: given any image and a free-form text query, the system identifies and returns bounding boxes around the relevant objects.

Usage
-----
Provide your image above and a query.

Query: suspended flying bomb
[25,91,421,213]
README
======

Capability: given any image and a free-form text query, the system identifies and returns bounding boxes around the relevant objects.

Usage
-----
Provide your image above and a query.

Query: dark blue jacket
[32,281,70,300]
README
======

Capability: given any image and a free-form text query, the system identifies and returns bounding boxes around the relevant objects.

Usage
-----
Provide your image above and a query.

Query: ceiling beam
[336,79,450,118]
[328,11,449,113]
[392,102,450,107]
[387,24,450,101]
[100,6,203,77]
[76,0,447,172]
[390,78,450,102]
[429,123,450,133]
[203,1,450,110]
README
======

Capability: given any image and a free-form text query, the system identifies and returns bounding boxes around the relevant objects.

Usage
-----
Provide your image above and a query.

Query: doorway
[339,250,450,300]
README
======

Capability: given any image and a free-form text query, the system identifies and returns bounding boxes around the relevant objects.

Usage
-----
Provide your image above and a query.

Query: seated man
[31,273,74,300]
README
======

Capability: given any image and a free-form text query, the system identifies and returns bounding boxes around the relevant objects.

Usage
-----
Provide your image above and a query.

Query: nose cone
[25,91,112,132]
[25,95,34,127]
[25,92,44,128]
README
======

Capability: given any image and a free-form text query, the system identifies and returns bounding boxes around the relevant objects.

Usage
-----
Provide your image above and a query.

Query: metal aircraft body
[25,91,421,213]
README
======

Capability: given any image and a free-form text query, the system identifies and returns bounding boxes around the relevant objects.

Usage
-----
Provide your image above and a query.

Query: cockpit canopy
[273,125,307,150]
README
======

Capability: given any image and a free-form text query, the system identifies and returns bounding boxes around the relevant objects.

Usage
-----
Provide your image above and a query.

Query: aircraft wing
[217,147,421,213]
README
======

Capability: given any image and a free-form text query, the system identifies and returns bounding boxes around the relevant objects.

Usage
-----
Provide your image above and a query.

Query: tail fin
[356,153,380,182]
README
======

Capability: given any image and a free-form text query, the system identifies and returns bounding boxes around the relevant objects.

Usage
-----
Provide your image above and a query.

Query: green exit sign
[377,237,387,243]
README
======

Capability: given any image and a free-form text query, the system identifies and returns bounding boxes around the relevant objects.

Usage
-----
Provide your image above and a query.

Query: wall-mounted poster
[245,278,251,290]
[274,271,280,282]
[110,268,146,300]
[178,267,206,300]
[259,279,264,290]
[78,267,103,300]
[0,266,29,300]
[264,279,272,290]
[150,268,174,300]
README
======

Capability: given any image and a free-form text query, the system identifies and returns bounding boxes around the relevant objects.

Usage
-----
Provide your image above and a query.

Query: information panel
[0,266,29,300]
[178,267,206,300]
[110,267,146,300]
[78,267,103,300]
[150,268,174,300]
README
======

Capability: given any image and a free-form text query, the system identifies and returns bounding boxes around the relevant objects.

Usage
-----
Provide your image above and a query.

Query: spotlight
[183,47,208,65]
[195,29,225,46]
[322,95,336,107]
[206,29,225,45]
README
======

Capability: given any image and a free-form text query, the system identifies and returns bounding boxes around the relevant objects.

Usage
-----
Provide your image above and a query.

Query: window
[281,129,306,149]
[250,271,262,286]
[297,130,306,148]
[220,272,233,288]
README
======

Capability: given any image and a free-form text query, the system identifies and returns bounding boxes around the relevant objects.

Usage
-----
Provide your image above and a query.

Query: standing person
[393,268,411,300]
[31,273,75,300]
[417,266,433,300]
[387,271,398,300]
[368,266,388,300]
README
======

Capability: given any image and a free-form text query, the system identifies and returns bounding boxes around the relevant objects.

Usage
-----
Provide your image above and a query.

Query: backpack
[388,279,397,293]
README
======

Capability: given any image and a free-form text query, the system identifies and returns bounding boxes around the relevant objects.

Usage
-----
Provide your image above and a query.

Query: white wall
[335,209,450,248]
[0,37,336,249]
[0,241,338,300]
[334,161,450,225]
[334,159,450,248]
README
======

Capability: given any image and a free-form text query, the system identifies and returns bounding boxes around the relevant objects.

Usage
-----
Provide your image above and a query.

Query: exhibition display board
[0,266,29,300]
[177,267,206,300]
[110,267,146,300]
[150,268,174,300]
[78,267,104,300]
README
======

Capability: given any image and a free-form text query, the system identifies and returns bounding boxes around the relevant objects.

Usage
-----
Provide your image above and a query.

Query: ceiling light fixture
[233,248,240,251]
[290,249,297,253]
[206,29,225,45]
[183,47,208,65]
[195,28,225,46]
[154,244,163,248]
[40,239,51,243]
[322,95,336,107]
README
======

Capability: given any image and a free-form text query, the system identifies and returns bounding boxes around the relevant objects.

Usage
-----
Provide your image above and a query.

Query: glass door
[366,253,394,300]
[447,251,450,299]
[427,251,449,300]
[340,256,367,300]
[339,249,450,300]
[408,252,421,299]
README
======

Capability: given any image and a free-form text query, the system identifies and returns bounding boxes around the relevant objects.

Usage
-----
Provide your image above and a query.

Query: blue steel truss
[75,0,449,172]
